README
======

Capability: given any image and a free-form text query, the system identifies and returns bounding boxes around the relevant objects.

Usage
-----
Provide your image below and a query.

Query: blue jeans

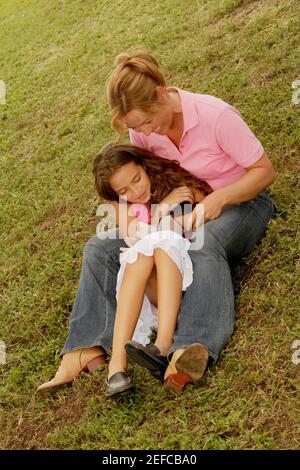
[61,191,276,361]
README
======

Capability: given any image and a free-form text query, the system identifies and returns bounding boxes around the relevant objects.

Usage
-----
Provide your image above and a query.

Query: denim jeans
[61,191,276,362]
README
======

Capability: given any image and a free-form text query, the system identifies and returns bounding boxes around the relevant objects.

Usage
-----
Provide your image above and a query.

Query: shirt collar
[167,87,199,133]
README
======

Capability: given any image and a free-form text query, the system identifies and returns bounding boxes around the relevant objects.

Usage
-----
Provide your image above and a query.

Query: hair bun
[115,53,131,67]
[115,49,160,70]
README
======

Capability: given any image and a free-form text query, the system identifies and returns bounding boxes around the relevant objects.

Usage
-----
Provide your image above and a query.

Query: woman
[37,50,276,394]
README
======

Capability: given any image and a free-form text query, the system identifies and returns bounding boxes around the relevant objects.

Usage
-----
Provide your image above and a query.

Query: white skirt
[116,227,193,346]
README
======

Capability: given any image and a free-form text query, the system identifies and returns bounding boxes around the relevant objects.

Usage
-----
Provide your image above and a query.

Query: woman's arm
[216,152,277,205]
[192,152,277,227]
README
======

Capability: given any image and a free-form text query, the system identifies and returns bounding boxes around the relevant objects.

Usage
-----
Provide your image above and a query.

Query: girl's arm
[111,200,141,245]
[172,188,206,230]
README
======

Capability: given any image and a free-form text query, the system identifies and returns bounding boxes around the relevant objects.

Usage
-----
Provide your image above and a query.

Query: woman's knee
[83,234,123,262]
[190,225,225,257]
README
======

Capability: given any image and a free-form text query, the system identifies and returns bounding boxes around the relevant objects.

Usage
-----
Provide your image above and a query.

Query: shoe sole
[105,386,135,399]
[163,344,209,393]
[125,341,167,381]
[105,382,135,399]
[175,343,209,380]
[36,381,73,394]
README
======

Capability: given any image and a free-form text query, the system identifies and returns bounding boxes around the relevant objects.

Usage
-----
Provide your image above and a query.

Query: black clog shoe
[125,341,168,382]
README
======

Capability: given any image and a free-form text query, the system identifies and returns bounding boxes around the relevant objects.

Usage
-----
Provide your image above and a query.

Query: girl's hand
[152,186,194,226]
[192,191,226,229]
[160,186,194,211]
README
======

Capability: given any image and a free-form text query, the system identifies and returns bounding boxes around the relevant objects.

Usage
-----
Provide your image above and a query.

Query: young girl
[93,142,212,397]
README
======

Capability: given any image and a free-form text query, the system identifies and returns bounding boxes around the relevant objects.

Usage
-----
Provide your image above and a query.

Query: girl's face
[109,161,151,204]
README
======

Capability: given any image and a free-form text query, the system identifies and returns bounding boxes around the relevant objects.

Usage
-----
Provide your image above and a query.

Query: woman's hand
[192,190,226,229]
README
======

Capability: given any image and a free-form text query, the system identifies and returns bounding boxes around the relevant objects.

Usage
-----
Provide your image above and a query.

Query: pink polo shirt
[129,88,264,190]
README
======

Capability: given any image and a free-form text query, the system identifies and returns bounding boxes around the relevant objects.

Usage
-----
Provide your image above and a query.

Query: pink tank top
[130,203,151,224]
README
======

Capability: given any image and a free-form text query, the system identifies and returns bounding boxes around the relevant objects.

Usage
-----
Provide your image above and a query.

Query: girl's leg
[145,266,158,307]
[153,248,183,356]
[108,253,155,378]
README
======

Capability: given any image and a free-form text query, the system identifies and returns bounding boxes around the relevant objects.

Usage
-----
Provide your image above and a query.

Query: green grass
[0,0,299,450]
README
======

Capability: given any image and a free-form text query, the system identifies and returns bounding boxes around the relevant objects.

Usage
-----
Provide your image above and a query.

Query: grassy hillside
[0,0,299,449]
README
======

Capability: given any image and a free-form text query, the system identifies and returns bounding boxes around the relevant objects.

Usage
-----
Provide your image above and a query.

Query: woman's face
[109,161,151,204]
[124,103,174,136]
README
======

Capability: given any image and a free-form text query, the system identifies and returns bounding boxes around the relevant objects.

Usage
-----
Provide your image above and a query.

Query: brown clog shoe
[163,343,209,393]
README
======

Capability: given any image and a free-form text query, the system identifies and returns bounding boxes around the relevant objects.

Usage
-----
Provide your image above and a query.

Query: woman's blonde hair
[93,142,212,204]
[106,49,166,133]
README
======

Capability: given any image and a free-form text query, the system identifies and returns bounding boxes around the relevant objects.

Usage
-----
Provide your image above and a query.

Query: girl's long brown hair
[93,142,212,205]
